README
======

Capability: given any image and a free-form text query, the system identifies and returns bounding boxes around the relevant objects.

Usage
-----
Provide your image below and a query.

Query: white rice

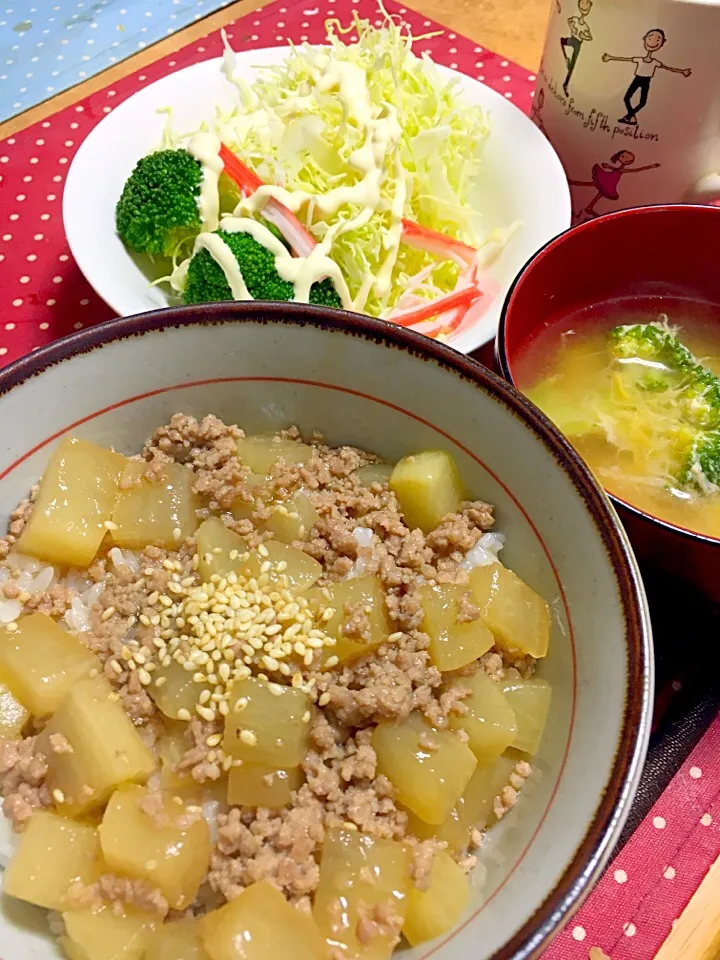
[62,580,105,633]
[460,532,506,570]
[202,799,220,844]
[0,811,19,868]
[345,526,375,580]
[109,547,140,575]
[0,598,22,623]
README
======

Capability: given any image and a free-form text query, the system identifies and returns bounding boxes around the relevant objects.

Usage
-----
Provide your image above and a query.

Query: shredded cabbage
[165,7,496,317]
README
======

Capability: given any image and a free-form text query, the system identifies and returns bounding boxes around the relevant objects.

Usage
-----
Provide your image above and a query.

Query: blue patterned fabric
[0,0,233,121]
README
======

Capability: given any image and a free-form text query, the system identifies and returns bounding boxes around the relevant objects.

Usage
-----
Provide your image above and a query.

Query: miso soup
[514,297,720,538]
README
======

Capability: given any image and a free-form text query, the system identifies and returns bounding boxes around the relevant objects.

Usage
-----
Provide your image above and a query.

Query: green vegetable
[609,322,695,371]
[607,321,720,492]
[679,430,720,491]
[116,149,203,258]
[183,229,342,307]
[610,322,720,430]
[166,13,493,316]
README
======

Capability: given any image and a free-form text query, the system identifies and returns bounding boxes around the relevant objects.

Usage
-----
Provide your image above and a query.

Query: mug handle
[687,174,720,206]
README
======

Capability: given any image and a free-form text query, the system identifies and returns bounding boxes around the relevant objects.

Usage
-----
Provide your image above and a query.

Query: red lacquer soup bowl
[0,303,651,959]
[497,204,720,603]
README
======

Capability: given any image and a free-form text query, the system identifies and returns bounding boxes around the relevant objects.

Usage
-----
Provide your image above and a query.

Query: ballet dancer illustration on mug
[530,87,548,135]
[569,150,661,219]
[560,0,593,96]
[603,29,691,125]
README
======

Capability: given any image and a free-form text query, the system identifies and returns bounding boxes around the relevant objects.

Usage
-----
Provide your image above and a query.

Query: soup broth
[514,296,720,538]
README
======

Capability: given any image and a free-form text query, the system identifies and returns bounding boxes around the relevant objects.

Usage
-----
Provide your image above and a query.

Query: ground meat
[65,875,169,917]
[355,899,404,949]
[493,761,532,821]
[409,839,446,891]
[0,491,36,559]
[176,718,224,784]
[456,590,481,624]
[145,414,247,511]
[0,412,540,934]
[0,737,50,829]
[48,733,73,755]
[209,799,325,903]
[341,601,373,644]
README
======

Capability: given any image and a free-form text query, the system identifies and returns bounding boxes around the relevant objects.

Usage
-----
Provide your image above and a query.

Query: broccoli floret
[116,149,203,258]
[183,229,342,308]
[678,430,720,492]
[679,368,720,430]
[308,277,343,309]
[608,323,695,371]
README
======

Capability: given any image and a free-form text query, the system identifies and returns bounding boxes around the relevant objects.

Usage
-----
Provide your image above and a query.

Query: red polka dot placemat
[0,0,719,955]
[0,0,536,365]
[544,710,720,958]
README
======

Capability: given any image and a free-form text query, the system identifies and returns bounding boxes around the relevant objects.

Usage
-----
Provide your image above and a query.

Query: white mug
[533,0,720,223]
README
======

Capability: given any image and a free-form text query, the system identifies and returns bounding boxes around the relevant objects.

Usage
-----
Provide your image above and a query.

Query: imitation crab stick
[219,144,317,257]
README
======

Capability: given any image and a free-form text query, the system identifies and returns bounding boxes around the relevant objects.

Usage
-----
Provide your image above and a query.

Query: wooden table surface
[1,0,551,139]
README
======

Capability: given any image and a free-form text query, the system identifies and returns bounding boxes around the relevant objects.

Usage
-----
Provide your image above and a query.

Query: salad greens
[152,7,503,326]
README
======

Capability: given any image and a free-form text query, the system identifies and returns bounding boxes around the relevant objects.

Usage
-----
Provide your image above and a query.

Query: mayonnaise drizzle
[183,44,410,308]
[185,217,353,309]
[187,133,223,232]
[194,231,252,300]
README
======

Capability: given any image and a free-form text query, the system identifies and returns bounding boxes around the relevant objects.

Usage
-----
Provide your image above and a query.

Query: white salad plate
[63,47,571,353]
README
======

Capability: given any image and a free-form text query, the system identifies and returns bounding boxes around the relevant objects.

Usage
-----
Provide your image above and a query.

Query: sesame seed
[52,789,65,805]
[103,520,119,531]
[239,729,257,746]
[325,655,339,668]
[138,668,152,686]
[197,705,216,722]
[5,622,18,632]
[155,676,167,688]
[258,543,270,558]
[301,710,311,723]
[101,606,116,621]
[173,527,183,540]
[177,708,192,721]
[110,659,123,675]
[318,692,331,706]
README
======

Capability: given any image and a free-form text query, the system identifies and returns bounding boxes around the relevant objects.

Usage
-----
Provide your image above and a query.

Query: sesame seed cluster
[116,543,339,726]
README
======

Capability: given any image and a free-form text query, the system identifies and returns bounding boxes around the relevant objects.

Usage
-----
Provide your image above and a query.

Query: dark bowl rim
[495,202,720,550]
[0,301,653,960]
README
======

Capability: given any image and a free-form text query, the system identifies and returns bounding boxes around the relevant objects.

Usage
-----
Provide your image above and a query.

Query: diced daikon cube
[420,582,494,672]
[306,576,390,665]
[0,612,99,716]
[112,461,199,550]
[99,785,211,910]
[223,677,311,768]
[226,763,303,808]
[61,907,158,960]
[201,881,326,960]
[389,450,465,533]
[403,849,470,945]
[500,670,552,755]
[469,563,550,658]
[3,812,101,910]
[448,670,517,764]
[18,437,127,568]
[313,827,411,960]
[373,712,477,825]
[38,676,155,815]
